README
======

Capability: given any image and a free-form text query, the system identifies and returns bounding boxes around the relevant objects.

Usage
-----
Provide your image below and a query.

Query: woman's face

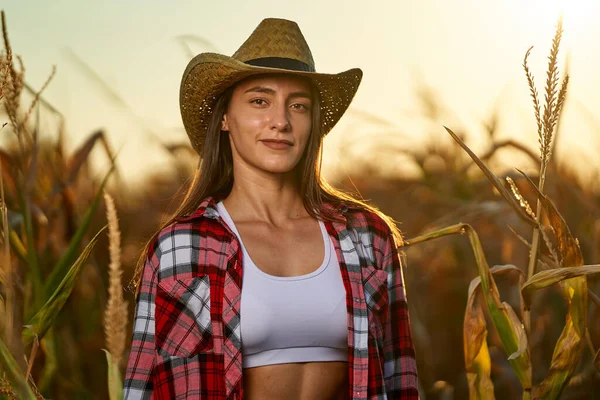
[221,74,313,177]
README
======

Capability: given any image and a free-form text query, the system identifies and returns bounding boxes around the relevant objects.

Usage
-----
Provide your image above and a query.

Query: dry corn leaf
[444,127,536,227]
[0,148,16,196]
[464,276,492,395]
[65,130,104,184]
[522,265,600,300]
[517,170,587,399]
[532,280,586,400]
[516,169,583,268]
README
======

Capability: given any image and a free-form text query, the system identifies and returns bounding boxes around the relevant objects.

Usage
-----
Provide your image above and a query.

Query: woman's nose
[269,103,290,132]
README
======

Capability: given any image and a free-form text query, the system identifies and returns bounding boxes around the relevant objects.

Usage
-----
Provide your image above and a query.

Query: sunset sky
[3,0,600,185]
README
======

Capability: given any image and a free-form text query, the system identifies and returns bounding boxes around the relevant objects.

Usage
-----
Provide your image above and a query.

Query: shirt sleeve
[379,228,420,399]
[123,241,159,399]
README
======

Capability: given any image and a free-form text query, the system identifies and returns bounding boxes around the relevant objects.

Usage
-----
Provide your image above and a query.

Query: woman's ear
[221,114,229,132]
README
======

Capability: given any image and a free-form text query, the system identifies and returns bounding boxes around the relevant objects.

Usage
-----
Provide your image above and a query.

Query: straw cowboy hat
[179,17,363,155]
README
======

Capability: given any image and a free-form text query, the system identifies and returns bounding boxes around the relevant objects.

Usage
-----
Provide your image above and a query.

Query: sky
[2,0,600,186]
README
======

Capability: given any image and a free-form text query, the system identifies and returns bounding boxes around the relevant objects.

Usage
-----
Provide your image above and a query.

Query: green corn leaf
[42,163,115,301]
[464,264,529,399]
[22,225,107,347]
[15,180,42,300]
[406,225,532,392]
[103,350,124,400]
[462,225,532,392]
[0,338,36,399]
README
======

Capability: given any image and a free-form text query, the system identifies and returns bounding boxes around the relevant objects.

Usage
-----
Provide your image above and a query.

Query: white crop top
[215,201,349,368]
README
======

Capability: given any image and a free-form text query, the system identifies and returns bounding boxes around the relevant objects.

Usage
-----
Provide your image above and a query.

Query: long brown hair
[128,74,403,295]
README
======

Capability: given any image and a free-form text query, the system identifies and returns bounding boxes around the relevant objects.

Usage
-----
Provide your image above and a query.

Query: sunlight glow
[526,0,599,29]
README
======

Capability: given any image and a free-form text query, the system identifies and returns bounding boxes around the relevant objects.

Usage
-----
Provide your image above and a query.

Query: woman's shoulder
[151,196,227,256]
[340,202,394,235]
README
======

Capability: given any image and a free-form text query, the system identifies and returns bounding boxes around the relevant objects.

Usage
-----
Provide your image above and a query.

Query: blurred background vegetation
[1,5,600,400]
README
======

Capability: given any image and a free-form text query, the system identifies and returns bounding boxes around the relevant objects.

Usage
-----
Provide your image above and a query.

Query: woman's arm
[123,243,159,399]
[377,227,419,399]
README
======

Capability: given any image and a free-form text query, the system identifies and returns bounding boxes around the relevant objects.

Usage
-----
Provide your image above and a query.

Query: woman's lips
[261,140,292,150]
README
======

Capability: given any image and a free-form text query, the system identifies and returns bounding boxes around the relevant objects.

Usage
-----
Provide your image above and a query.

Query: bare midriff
[243,361,349,400]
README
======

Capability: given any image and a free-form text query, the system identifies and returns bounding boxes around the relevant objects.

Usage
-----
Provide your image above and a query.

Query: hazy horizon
[2,0,600,186]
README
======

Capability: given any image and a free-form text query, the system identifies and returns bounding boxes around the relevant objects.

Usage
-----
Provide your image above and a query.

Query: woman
[124,18,418,400]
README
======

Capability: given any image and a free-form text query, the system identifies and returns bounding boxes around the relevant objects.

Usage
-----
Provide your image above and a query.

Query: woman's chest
[234,220,327,277]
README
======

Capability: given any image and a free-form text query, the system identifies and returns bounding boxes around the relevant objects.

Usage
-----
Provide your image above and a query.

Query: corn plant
[0,10,117,398]
[402,18,600,399]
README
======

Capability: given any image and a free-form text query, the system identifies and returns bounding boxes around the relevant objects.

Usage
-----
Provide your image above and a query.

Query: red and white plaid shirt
[124,195,419,399]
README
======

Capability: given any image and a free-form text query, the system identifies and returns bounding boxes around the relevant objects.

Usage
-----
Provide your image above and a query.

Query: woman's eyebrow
[244,86,275,94]
[289,91,312,100]
[243,86,312,100]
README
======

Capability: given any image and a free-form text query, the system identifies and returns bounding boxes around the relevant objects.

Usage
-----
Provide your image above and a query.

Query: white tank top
[215,201,348,368]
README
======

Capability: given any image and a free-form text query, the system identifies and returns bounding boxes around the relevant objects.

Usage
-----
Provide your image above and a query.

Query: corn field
[0,9,599,400]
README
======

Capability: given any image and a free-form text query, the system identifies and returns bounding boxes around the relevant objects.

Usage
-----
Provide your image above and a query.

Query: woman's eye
[291,103,309,111]
[250,98,267,106]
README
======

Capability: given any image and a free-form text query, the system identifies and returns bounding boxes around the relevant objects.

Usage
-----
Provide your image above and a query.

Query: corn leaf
[505,303,528,361]
[462,226,533,394]
[464,264,528,399]
[15,180,42,298]
[8,226,27,264]
[66,130,105,184]
[0,212,27,265]
[42,163,115,301]
[517,170,588,399]
[464,275,495,399]
[0,338,36,399]
[444,127,536,227]
[532,278,586,399]
[103,349,124,400]
[522,265,600,301]
[516,169,583,267]
[22,225,107,347]
[406,224,532,391]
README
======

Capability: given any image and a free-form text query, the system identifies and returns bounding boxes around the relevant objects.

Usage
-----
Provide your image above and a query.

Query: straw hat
[179,18,363,155]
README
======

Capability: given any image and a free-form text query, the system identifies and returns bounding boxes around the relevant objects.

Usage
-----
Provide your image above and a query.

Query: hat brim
[180,52,363,154]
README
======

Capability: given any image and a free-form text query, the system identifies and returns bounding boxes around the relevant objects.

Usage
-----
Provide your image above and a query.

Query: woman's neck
[222,179,308,225]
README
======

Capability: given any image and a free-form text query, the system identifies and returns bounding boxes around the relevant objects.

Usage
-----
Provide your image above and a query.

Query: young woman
[124,18,418,400]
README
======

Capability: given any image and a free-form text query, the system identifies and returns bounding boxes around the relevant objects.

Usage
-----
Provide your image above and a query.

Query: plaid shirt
[124,196,418,399]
